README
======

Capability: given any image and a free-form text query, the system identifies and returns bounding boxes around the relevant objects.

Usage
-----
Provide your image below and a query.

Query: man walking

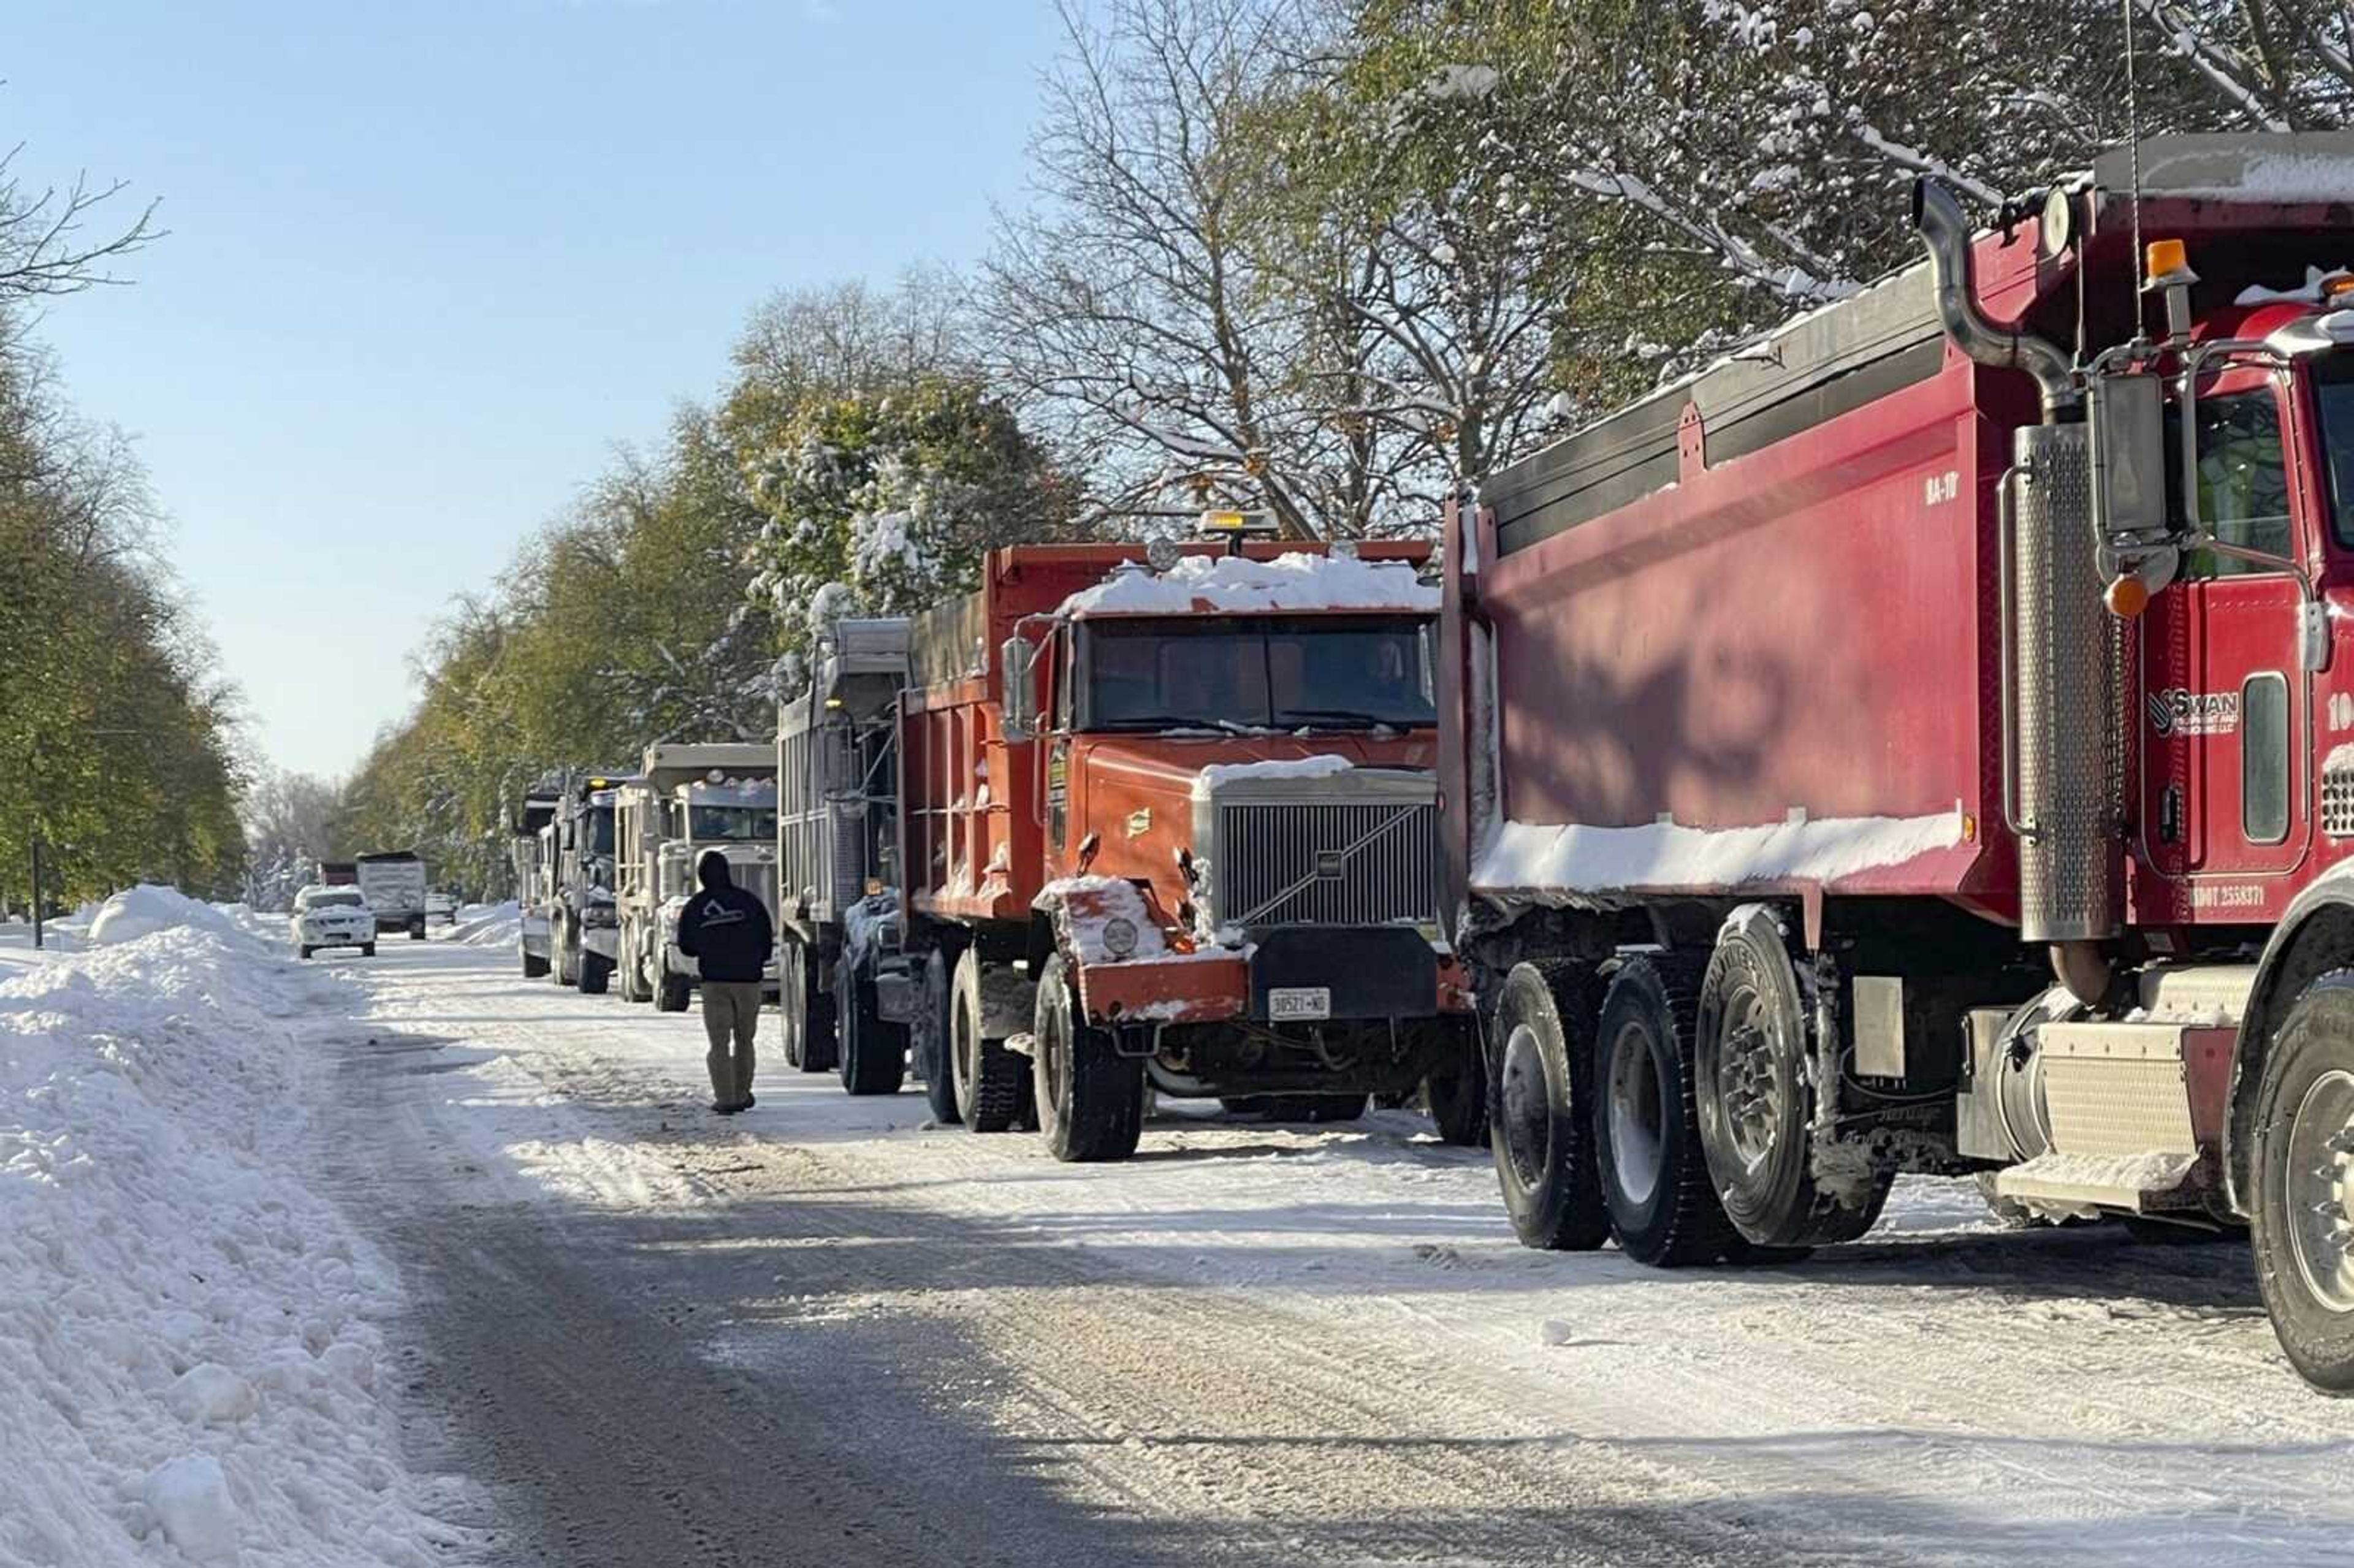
[676,850,774,1114]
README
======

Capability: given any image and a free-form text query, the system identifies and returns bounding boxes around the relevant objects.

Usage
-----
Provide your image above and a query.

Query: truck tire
[951,949,1024,1132]
[522,947,549,980]
[556,938,577,988]
[656,956,691,1013]
[299,946,313,961]
[409,918,425,940]
[1695,906,1885,1251]
[778,943,836,1070]
[579,952,611,995]
[2251,971,2354,1394]
[918,948,962,1125]
[1033,953,1144,1162]
[1593,953,1741,1266]
[360,943,376,958]
[835,953,907,1096]
[1423,1018,1489,1147]
[1490,961,1611,1252]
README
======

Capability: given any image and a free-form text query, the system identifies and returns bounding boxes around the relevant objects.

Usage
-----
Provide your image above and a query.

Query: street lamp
[29,726,147,951]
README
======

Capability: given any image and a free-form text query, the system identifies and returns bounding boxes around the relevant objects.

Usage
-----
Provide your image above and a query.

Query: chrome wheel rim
[1499,1021,1552,1188]
[1606,1020,1664,1207]
[1718,982,1783,1175]
[2287,1068,2354,1314]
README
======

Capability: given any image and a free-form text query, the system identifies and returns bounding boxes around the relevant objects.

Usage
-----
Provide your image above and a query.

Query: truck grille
[1214,801,1439,930]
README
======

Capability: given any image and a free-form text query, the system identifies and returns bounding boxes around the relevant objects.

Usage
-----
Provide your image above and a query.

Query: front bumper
[582,926,620,961]
[299,925,373,949]
[1077,927,1470,1029]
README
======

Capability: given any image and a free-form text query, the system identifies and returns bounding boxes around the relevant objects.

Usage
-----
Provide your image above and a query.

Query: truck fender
[2226,862,2354,1215]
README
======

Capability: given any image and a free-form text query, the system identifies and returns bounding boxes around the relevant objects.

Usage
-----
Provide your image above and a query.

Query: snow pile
[1474,809,1966,897]
[88,884,259,950]
[1061,551,1438,618]
[2236,266,2353,305]
[452,900,523,948]
[1192,755,1355,799]
[1040,877,1175,964]
[841,890,899,965]
[0,927,454,1565]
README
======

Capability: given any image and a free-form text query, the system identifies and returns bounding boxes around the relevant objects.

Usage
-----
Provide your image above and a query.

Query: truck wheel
[299,946,312,961]
[361,943,376,958]
[836,953,907,1096]
[779,944,836,1071]
[409,918,425,940]
[578,953,611,995]
[1423,1018,1489,1147]
[951,949,1023,1132]
[522,948,550,980]
[1695,906,1883,1250]
[918,949,962,1125]
[1033,954,1144,1162]
[2251,972,2354,1394]
[1593,953,1740,1266]
[656,956,691,1013]
[556,940,577,988]
[1491,961,1612,1252]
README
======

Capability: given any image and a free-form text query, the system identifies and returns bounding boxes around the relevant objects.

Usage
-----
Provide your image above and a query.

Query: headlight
[584,904,618,928]
[1100,916,1138,959]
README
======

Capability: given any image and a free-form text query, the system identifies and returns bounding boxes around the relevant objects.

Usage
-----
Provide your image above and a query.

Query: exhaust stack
[1912,180,2076,414]
[1913,180,2117,958]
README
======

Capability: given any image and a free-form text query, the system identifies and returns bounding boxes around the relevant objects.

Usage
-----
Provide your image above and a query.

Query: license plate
[1268,986,1331,1021]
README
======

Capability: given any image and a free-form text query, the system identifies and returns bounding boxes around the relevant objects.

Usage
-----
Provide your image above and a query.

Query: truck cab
[614,744,779,1010]
[511,790,559,979]
[550,774,627,994]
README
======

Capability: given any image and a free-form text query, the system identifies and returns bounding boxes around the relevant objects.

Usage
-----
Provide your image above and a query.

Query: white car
[293,885,376,959]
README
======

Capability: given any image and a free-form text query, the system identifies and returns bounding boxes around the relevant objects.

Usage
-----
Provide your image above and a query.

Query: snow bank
[1061,552,1439,618]
[1473,809,1965,897]
[0,927,455,1566]
[1190,755,1354,799]
[451,900,522,948]
[87,884,257,950]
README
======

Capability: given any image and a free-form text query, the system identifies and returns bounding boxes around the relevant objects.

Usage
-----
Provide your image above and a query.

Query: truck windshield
[688,805,777,840]
[2166,382,2292,574]
[2313,358,2354,550]
[1083,615,1435,732]
[587,808,615,856]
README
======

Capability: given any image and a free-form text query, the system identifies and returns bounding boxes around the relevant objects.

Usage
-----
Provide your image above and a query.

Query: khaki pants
[700,981,762,1107]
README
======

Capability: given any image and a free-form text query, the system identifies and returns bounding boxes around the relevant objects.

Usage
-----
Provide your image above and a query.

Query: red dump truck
[1442,132,2354,1390]
[779,524,1483,1160]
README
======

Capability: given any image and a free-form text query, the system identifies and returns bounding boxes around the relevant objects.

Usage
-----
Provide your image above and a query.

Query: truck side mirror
[1000,636,1037,742]
[2089,371,2169,549]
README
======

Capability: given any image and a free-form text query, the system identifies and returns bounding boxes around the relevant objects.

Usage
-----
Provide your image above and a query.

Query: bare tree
[0,145,161,301]
[983,0,1388,538]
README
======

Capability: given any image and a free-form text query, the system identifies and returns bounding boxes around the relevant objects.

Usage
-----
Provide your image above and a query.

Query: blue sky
[10,0,1062,777]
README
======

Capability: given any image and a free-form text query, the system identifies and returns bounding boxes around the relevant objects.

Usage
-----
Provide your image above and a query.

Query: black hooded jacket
[676,851,775,984]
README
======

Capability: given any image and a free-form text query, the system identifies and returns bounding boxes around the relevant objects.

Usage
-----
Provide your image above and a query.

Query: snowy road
[324,938,2354,1567]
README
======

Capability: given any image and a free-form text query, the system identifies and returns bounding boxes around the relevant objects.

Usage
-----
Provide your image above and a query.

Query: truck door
[2138,372,2311,903]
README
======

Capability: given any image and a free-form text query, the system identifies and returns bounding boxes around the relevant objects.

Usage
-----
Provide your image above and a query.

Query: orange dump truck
[778,528,1483,1160]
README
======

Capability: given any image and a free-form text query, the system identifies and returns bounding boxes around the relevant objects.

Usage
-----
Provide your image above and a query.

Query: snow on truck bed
[1060,551,1439,617]
[1474,808,1967,897]
[0,900,457,1566]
